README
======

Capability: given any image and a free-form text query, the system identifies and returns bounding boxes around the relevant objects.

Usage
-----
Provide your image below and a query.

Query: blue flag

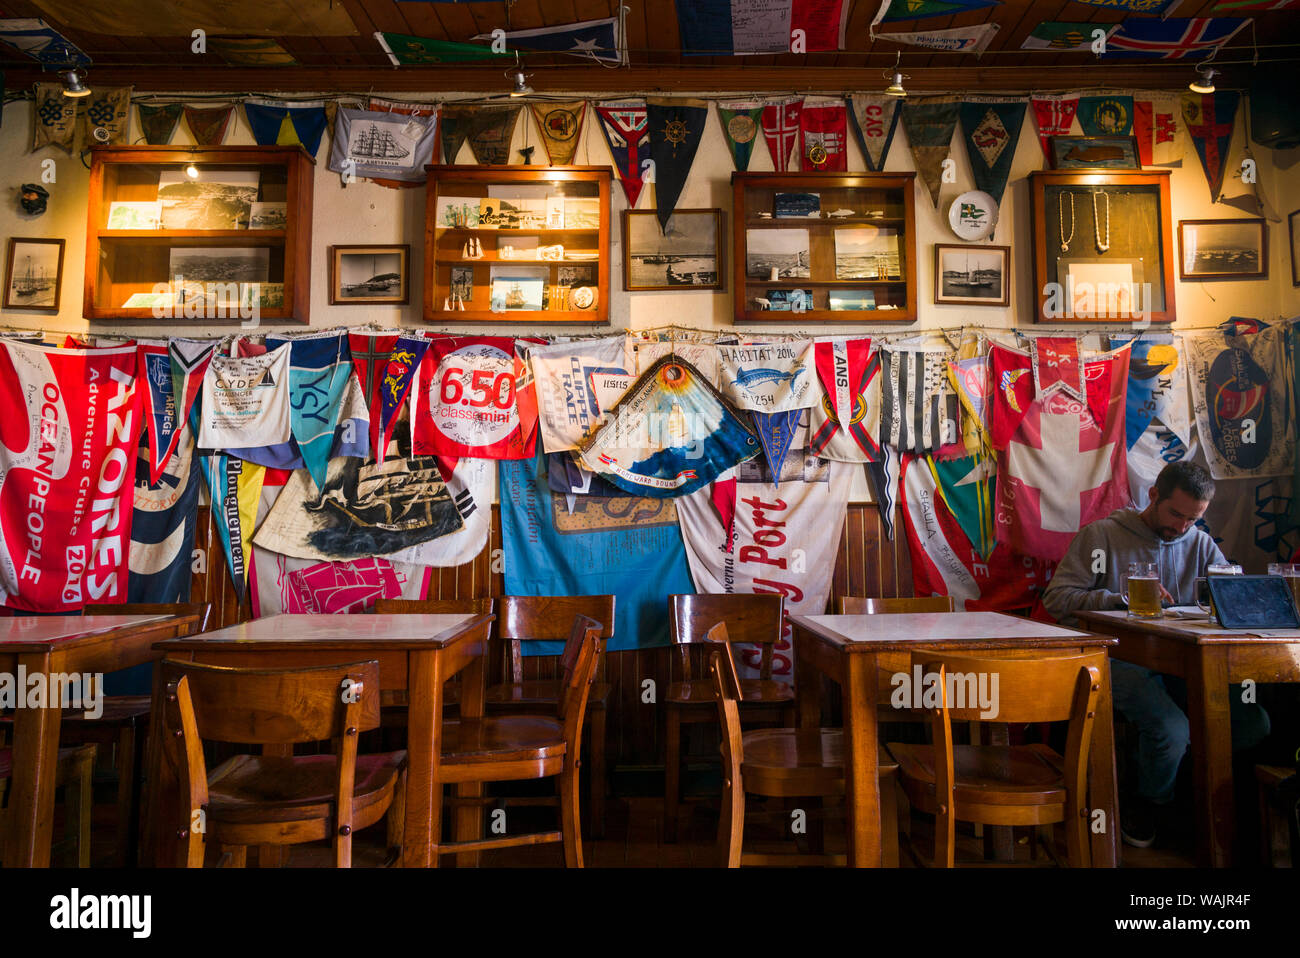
[752,410,803,486]
[243,98,330,157]
[500,450,694,652]
[265,333,355,492]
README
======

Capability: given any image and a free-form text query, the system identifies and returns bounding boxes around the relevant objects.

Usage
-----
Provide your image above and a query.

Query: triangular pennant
[378,335,430,464]
[530,100,587,165]
[439,106,470,163]
[761,97,803,172]
[138,342,181,485]
[959,100,1026,207]
[1183,90,1240,201]
[198,453,265,602]
[848,94,901,172]
[264,333,354,492]
[752,409,803,487]
[1077,95,1133,137]
[137,103,182,145]
[864,443,900,541]
[1031,95,1078,159]
[711,476,737,552]
[243,98,329,157]
[464,105,523,165]
[168,338,216,438]
[716,99,764,172]
[595,99,650,207]
[1030,336,1084,403]
[348,331,400,458]
[928,453,996,560]
[878,0,1001,21]
[799,96,849,171]
[809,338,882,462]
[901,98,959,208]
[182,104,234,146]
[646,97,708,231]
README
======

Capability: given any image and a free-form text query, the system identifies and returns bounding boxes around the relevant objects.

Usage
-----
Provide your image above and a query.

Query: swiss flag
[992,345,1131,562]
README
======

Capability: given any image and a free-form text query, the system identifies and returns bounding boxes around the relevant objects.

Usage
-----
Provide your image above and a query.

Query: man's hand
[1160,584,1175,606]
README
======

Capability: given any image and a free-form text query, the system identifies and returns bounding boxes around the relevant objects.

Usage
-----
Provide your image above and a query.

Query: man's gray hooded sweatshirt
[1042,508,1226,627]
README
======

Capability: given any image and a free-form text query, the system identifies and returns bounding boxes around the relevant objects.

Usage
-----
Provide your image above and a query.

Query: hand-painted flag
[1077,95,1133,136]
[809,337,882,462]
[717,100,765,171]
[596,99,651,207]
[1183,90,1240,200]
[1021,22,1116,51]
[1031,95,1079,159]
[243,98,329,157]
[374,31,510,64]
[959,100,1026,207]
[647,98,708,230]
[799,97,849,171]
[848,95,901,171]
[474,16,622,63]
[531,100,587,165]
[1104,18,1251,60]
[761,97,803,172]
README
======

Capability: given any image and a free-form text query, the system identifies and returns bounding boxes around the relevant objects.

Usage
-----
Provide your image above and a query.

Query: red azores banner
[0,341,139,611]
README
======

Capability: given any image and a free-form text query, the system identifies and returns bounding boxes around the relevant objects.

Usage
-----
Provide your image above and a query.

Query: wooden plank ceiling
[0,0,1292,94]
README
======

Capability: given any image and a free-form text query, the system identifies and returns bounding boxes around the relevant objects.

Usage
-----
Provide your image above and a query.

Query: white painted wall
[0,91,1296,339]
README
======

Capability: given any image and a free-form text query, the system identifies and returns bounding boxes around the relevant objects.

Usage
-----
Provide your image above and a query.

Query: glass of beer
[1123,562,1163,618]
[1267,563,1300,610]
[1196,563,1244,622]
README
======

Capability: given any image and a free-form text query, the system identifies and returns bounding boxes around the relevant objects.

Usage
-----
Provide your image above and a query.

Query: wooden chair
[371,597,495,713]
[886,651,1104,867]
[0,601,212,867]
[664,593,792,842]
[0,744,98,867]
[159,658,407,868]
[436,613,604,866]
[708,624,899,867]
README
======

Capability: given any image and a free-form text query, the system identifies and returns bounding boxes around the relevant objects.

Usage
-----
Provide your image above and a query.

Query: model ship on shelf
[351,124,410,160]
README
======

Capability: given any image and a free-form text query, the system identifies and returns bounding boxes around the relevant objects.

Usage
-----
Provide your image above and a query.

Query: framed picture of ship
[933,244,1009,306]
[623,209,723,291]
[4,237,64,311]
[329,245,410,305]
[1178,218,1266,280]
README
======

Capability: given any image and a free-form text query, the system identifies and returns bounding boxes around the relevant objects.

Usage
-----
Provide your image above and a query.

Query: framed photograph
[1048,136,1141,171]
[4,238,64,310]
[835,226,901,280]
[248,202,287,230]
[934,244,1010,307]
[107,201,161,230]
[746,227,810,279]
[1178,218,1267,280]
[449,266,474,305]
[623,209,723,291]
[829,290,877,311]
[157,169,260,229]
[329,245,410,305]
[1291,209,1300,286]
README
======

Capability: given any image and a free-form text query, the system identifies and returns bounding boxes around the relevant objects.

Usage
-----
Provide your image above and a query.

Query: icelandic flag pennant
[1104,18,1251,60]
[1031,95,1079,159]
[243,98,330,157]
[761,97,804,172]
[646,98,709,231]
[474,16,623,63]
[576,356,761,498]
[264,333,359,492]
[809,337,882,463]
[1183,91,1240,201]
[1077,95,1134,136]
[377,336,430,464]
[168,338,216,439]
[716,99,765,171]
[596,99,650,207]
[958,100,1027,207]
[799,96,849,171]
[1029,336,1084,404]
[848,94,902,172]
[752,410,803,486]
[138,341,181,485]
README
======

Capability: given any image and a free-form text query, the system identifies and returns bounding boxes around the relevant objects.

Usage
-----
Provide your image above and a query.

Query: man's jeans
[1110,660,1271,805]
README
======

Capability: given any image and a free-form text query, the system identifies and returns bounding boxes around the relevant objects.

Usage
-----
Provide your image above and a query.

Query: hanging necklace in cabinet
[1092,189,1110,253]
[1058,190,1075,253]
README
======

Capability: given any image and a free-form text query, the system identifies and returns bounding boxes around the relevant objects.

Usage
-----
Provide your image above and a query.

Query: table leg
[5,652,59,867]
[1187,645,1233,868]
[795,630,822,733]
[403,649,443,868]
[981,724,1016,862]
[1089,654,1119,868]
[453,646,486,868]
[842,653,881,868]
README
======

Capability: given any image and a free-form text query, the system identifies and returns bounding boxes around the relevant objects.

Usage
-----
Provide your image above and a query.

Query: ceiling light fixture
[1190,63,1218,94]
[883,51,908,98]
[60,68,90,98]
[507,54,533,97]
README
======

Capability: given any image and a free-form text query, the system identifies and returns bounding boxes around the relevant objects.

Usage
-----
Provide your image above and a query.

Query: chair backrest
[84,601,213,635]
[705,623,745,776]
[497,595,615,684]
[669,593,784,680]
[555,615,606,766]
[838,595,955,614]
[371,597,494,616]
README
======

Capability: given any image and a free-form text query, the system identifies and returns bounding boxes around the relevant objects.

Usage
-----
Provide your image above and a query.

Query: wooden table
[790,611,1119,868]
[143,612,493,868]
[1,613,201,867]
[1077,609,1300,867]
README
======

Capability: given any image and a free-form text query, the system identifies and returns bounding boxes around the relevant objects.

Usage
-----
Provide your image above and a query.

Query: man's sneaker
[1121,797,1157,849]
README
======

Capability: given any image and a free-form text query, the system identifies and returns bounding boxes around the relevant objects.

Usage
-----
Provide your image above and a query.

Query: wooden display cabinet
[731,171,918,324]
[84,145,314,323]
[1029,169,1176,324]
[424,165,610,324]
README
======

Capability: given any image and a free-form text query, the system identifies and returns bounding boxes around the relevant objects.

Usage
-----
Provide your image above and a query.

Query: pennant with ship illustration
[327,106,438,183]
[531,100,587,165]
[363,98,439,189]
[848,94,901,172]
[596,99,651,207]
[647,97,708,230]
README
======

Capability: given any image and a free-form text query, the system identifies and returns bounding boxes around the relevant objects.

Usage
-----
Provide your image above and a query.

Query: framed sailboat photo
[933,244,1009,307]
[4,237,64,311]
[329,245,410,305]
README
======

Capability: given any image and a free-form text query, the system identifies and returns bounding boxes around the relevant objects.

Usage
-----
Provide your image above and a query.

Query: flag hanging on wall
[647,97,708,230]
[476,16,623,63]
[879,346,962,456]
[901,98,959,208]
[0,17,90,65]
[364,98,439,189]
[183,104,235,146]
[809,337,882,462]
[676,0,849,55]
[439,105,470,163]
[848,94,901,171]
[1077,95,1133,136]
[464,106,523,165]
[959,100,1026,207]
[799,97,849,171]
[596,99,651,207]
[198,453,265,602]
[327,106,438,183]
[138,341,181,485]
[716,340,816,413]
[137,103,183,145]
[243,98,330,157]
[1071,0,1181,11]
[501,450,693,651]
[31,82,76,152]
[128,424,199,605]
[198,345,293,455]
[528,335,632,453]
[716,99,765,171]
[1030,95,1078,159]
[1110,334,1193,508]
[348,331,400,459]
[374,31,510,65]
[376,336,430,464]
[0,340,138,611]
[873,23,999,54]
[1183,90,1240,201]
[76,86,132,149]
[531,100,587,165]
[761,97,803,172]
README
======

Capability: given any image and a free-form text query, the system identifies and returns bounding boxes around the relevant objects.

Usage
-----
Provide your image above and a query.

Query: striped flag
[1104,17,1251,60]
[879,346,962,455]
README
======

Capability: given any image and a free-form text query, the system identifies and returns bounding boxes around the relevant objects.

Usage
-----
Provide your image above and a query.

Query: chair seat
[887,742,1066,806]
[0,744,99,783]
[486,680,610,709]
[206,752,406,825]
[440,716,568,764]
[736,730,896,796]
[668,678,794,706]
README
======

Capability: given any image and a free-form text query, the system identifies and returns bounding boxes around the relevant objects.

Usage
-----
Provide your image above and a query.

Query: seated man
[1042,461,1269,849]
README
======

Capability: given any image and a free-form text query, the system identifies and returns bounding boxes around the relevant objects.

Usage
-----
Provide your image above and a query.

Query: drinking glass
[1268,563,1300,610]
[1123,562,1162,618]
[1196,563,1244,622]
